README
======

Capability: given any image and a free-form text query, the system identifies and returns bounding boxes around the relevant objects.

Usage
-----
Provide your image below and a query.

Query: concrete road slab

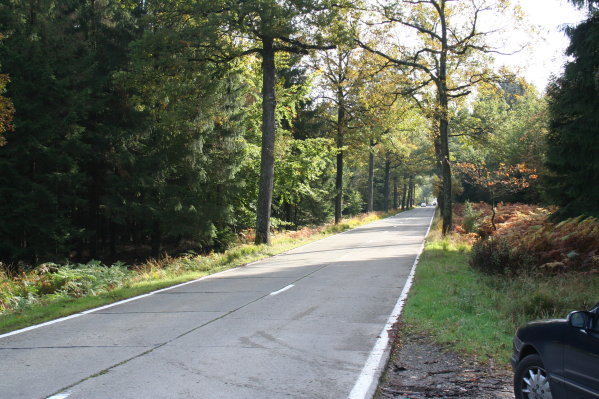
[0,207,434,399]
[0,346,144,399]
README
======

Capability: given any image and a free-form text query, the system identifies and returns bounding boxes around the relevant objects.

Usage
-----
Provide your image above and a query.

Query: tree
[314,47,365,223]
[0,73,13,147]
[544,2,599,219]
[273,137,336,226]
[0,35,14,147]
[190,0,343,244]
[358,0,513,234]
[0,0,118,262]
[113,1,251,256]
[455,162,538,230]
[450,75,549,204]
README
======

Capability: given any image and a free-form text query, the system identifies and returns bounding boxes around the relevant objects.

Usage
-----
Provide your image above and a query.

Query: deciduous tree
[358,0,514,234]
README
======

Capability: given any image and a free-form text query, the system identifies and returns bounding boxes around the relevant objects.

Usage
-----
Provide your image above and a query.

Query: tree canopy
[544,4,599,219]
[0,0,588,267]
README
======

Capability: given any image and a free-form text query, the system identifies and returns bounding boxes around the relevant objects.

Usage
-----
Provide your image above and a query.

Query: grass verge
[402,228,599,366]
[0,210,399,334]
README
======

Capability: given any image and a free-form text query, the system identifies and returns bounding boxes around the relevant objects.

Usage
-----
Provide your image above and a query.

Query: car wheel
[514,354,553,399]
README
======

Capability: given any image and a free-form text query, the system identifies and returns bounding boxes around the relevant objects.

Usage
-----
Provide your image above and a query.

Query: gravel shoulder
[376,321,514,399]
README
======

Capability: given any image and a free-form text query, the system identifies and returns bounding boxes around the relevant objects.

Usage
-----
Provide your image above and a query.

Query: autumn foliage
[455,162,539,192]
[454,202,599,274]
[454,162,539,230]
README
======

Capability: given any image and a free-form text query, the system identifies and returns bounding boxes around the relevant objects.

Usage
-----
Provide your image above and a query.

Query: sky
[496,0,587,91]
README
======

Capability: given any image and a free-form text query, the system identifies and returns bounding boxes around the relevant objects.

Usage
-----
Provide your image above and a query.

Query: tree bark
[412,180,416,207]
[438,0,453,235]
[393,175,399,209]
[367,139,375,212]
[383,158,390,212]
[401,176,407,210]
[255,37,276,245]
[407,176,412,209]
[440,120,452,234]
[334,89,345,224]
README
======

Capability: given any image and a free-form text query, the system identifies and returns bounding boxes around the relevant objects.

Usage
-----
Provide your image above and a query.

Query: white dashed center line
[269,284,295,296]
[47,392,71,399]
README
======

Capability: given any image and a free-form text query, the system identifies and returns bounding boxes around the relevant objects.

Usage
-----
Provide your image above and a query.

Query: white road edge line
[269,284,295,296]
[0,266,241,340]
[348,210,435,399]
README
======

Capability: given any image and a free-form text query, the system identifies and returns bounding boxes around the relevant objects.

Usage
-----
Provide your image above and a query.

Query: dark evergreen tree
[0,35,13,147]
[0,1,146,263]
[545,3,599,219]
[0,1,94,263]
[113,1,249,256]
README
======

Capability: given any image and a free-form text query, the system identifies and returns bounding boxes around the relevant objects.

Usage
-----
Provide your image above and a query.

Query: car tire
[514,354,554,399]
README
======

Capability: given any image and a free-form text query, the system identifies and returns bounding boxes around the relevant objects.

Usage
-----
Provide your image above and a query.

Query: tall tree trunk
[255,37,276,245]
[284,202,292,225]
[401,176,407,210]
[383,158,390,212]
[438,0,453,235]
[367,139,375,212]
[433,135,444,215]
[440,118,452,234]
[393,175,399,209]
[334,90,344,224]
[335,147,343,223]
[407,176,414,208]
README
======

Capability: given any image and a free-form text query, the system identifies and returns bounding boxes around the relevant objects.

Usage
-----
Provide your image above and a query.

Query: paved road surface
[0,207,434,399]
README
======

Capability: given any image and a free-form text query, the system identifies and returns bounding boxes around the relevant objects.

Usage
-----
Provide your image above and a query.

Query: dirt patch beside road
[376,322,513,399]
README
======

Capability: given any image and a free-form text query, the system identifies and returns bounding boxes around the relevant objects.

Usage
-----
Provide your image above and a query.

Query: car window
[593,313,599,333]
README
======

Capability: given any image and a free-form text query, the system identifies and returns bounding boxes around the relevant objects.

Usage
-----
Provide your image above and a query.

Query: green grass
[0,210,400,334]
[402,235,599,366]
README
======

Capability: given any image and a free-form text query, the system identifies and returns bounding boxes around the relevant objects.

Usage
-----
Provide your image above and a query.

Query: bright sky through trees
[496,0,586,90]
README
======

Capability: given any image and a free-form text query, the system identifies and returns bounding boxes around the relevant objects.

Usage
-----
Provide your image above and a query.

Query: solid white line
[348,210,435,399]
[269,284,295,296]
[0,265,242,340]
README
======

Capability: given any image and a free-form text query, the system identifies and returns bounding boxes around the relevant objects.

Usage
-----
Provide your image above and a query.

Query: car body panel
[562,312,599,398]
[512,303,599,399]
[513,320,567,397]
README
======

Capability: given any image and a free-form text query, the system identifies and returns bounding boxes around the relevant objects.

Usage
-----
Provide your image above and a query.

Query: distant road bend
[0,207,434,399]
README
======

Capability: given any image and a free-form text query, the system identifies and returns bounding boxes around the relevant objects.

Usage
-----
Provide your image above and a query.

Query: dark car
[511,302,599,399]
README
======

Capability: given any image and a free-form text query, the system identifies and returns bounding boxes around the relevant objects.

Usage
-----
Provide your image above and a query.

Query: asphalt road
[0,207,434,399]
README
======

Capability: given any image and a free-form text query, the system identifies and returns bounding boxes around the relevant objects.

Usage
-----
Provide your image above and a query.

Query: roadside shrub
[343,188,365,216]
[0,260,134,313]
[462,201,482,233]
[456,203,599,274]
[496,215,599,272]
[470,237,534,275]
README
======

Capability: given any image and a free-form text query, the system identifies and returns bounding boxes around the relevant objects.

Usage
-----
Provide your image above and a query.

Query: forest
[0,0,597,271]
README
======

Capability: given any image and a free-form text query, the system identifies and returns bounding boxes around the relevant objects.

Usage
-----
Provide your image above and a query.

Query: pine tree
[114,2,249,256]
[0,0,140,263]
[0,1,91,262]
[545,6,599,219]
[0,34,13,146]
